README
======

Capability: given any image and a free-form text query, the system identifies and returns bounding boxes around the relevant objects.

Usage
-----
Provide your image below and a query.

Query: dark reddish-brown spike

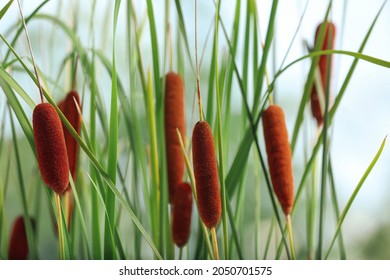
[58,100,65,113]
[62,90,81,185]
[164,72,186,204]
[311,21,336,126]
[262,105,294,216]
[33,103,69,194]
[192,121,221,229]
[8,216,35,260]
[172,182,193,247]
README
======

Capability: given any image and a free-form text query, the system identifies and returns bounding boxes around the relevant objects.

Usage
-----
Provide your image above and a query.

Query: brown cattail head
[164,72,186,204]
[61,90,81,186]
[192,121,221,229]
[8,216,35,260]
[58,100,65,113]
[262,105,294,216]
[172,182,193,247]
[311,21,336,126]
[33,103,69,194]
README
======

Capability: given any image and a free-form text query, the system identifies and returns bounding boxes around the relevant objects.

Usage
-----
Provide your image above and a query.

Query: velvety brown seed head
[164,72,186,203]
[262,105,294,215]
[33,103,70,194]
[172,182,193,247]
[62,90,81,186]
[58,100,65,113]
[192,121,221,229]
[311,21,336,126]
[8,216,34,260]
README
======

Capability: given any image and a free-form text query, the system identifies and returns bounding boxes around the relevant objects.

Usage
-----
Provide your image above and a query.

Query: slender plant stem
[194,0,203,121]
[211,227,219,260]
[286,215,296,260]
[179,247,183,260]
[55,193,65,260]
[16,0,44,103]
[64,191,71,230]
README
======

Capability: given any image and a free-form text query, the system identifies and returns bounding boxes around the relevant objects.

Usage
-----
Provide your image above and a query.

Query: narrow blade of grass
[104,0,121,260]
[325,136,387,259]
[0,0,13,20]
[328,157,347,259]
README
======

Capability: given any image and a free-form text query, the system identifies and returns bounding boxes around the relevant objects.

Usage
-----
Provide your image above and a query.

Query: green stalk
[252,0,279,112]
[104,0,121,260]
[316,19,335,259]
[145,69,161,258]
[328,157,346,259]
[213,0,228,260]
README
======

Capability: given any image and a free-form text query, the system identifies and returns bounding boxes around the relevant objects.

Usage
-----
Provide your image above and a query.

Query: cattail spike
[311,21,336,126]
[62,90,81,186]
[262,105,294,216]
[8,216,35,260]
[192,121,221,229]
[33,103,69,194]
[172,182,193,247]
[165,72,186,203]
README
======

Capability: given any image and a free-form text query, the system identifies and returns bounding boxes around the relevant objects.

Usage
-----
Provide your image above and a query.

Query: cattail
[164,72,186,204]
[262,105,294,216]
[192,121,221,229]
[61,90,81,186]
[311,21,336,126]
[58,100,65,113]
[8,216,35,260]
[33,103,70,194]
[172,182,193,247]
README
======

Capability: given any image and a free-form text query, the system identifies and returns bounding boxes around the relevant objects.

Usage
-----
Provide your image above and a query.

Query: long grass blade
[0,0,13,21]
[103,0,121,260]
[325,136,386,259]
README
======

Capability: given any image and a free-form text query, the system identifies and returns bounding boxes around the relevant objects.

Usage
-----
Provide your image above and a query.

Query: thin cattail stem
[286,214,296,260]
[194,0,203,121]
[168,23,173,71]
[64,191,70,230]
[179,247,183,260]
[55,193,65,260]
[16,0,44,104]
[211,227,219,260]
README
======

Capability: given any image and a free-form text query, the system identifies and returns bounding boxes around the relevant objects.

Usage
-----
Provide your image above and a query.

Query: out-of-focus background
[1,0,390,259]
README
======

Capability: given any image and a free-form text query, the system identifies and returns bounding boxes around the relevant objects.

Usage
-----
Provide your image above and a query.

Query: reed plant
[0,0,390,260]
